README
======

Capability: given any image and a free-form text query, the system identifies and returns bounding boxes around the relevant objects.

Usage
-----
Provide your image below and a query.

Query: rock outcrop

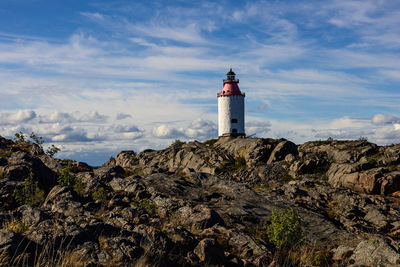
[0,135,400,266]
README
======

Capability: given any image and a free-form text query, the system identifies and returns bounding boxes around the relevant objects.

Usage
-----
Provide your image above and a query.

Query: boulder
[114,150,137,168]
[109,177,142,193]
[332,245,354,261]
[328,164,400,195]
[350,239,400,266]
[364,208,388,229]
[94,165,124,183]
[43,186,83,216]
[176,205,224,230]
[299,140,378,164]
[193,238,225,264]
[267,140,298,164]
[0,229,22,261]
[138,141,232,175]
[214,137,280,166]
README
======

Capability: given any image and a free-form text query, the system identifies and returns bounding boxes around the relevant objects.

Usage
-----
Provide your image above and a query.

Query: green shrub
[282,173,296,183]
[133,199,157,216]
[14,171,45,206]
[14,132,27,144]
[46,145,61,157]
[29,132,44,148]
[122,169,134,178]
[58,165,85,196]
[58,164,76,187]
[73,177,85,196]
[92,187,107,202]
[358,136,368,142]
[268,208,302,249]
[203,138,217,147]
[253,181,270,191]
[216,157,247,174]
[172,139,185,146]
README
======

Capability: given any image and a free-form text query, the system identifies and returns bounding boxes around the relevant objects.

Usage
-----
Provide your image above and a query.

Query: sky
[0,0,400,165]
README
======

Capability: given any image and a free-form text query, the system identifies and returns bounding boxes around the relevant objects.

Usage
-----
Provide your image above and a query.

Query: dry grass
[2,218,28,234]
[2,236,89,267]
[286,244,333,267]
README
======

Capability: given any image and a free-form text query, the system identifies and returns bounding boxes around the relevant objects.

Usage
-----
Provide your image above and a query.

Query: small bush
[14,171,45,206]
[133,199,157,216]
[2,218,28,233]
[13,132,27,144]
[30,132,44,148]
[58,165,85,196]
[358,136,368,142]
[73,177,85,196]
[58,164,76,187]
[253,181,270,191]
[122,169,134,178]
[46,145,61,157]
[282,173,296,183]
[92,187,107,202]
[267,208,302,249]
[203,138,217,147]
[216,157,247,174]
[172,139,185,146]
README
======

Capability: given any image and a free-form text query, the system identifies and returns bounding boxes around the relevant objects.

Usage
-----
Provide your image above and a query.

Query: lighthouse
[217,69,245,137]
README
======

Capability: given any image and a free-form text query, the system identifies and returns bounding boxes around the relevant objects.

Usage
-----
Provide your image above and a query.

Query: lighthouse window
[232,128,238,133]
[231,119,238,123]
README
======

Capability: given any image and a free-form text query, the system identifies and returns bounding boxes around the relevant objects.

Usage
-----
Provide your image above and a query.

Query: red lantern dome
[217,68,245,97]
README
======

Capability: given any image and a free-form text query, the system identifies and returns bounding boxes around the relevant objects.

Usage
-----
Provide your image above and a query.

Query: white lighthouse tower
[217,69,245,137]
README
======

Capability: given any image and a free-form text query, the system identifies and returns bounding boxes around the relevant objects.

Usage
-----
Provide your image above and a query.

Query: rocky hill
[1,135,400,266]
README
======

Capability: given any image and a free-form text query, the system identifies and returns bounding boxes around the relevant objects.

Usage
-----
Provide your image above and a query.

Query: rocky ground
[1,135,400,266]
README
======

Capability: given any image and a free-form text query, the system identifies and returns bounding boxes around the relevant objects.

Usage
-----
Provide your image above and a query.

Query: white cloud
[116,113,132,120]
[184,119,216,140]
[39,111,75,123]
[9,110,36,123]
[372,114,400,125]
[0,110,36,124]
[80,12,105,21]
[152,124,185,139]
[78,111,108,122]
[114,124,140,133]
[38,110,108,124]
[246,121,271,136]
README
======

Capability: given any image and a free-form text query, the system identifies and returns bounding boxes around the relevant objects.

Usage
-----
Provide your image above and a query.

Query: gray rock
[350,239,400,266]
[332,245,354,261]
[43,185,83,216]
[176,205,224,230]
[109,177,142,193]
[214,137,279,167]
[114,150,137,168]
[194,238,225,264]
[267,140,298,164]
[16,205,44,226]
[364,208,388,229]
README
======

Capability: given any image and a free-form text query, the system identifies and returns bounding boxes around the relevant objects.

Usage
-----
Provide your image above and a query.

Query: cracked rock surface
[0,136,400,266]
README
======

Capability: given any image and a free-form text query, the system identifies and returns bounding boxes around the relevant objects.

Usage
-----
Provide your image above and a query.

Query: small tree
[267,208,302,249]
[14,132,27,143]
[172,139,185,146]
[58,164,76,187]
[14,171,45,206]
[58,164,85,196]
[30,132,44,148]
[46,145,61,157]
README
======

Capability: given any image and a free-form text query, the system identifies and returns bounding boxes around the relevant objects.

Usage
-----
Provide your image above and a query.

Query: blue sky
[0,0,400,165]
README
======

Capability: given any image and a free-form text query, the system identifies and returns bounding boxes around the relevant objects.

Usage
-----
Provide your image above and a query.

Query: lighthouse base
[220,133,246,138]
